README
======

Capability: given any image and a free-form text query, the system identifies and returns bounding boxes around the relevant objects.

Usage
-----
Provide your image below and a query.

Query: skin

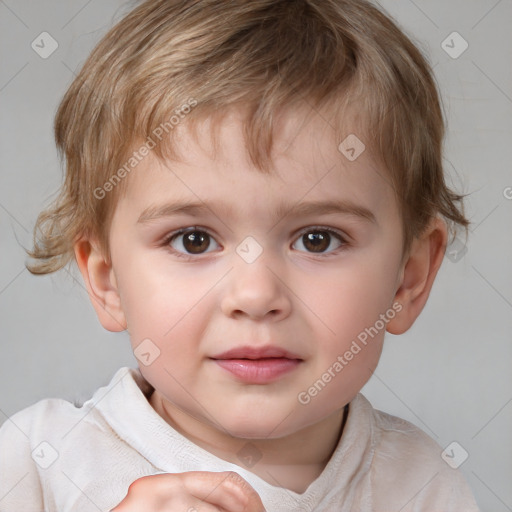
[111,471,266,512]
[76,104,447,507]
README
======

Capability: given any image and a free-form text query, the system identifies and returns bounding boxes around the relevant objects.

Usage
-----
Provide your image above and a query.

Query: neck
[150,392,348,493]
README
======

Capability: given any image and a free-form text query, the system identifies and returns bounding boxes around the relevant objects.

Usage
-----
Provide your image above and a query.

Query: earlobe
[386,217,448,335]
[74,238,127,332]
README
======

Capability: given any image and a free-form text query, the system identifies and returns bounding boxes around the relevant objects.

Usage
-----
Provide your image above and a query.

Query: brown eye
[169,229,218,256]
[292,229,344,254]
[182,231,210,253]
[303,232,330,252]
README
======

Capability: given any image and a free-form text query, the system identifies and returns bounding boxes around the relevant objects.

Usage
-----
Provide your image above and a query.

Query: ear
[74,238,127,332]
[386,217,448,335]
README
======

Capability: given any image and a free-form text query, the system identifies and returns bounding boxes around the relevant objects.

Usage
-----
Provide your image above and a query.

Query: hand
[111,471,266,512]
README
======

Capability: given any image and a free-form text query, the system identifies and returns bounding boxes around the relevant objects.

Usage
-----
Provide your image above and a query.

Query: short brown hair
[26,0,469,274]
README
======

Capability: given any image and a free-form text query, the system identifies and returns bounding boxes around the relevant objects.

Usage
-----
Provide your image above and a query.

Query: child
[0,0,480,510]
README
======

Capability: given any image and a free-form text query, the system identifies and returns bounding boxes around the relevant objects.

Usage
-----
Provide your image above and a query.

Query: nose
[220,254,292,321]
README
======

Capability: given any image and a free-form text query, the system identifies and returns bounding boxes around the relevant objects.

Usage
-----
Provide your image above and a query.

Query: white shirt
[0,367,480,511]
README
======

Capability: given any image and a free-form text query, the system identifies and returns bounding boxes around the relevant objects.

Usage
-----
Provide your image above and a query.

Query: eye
[164,228,220,256]
[292,228,346,254]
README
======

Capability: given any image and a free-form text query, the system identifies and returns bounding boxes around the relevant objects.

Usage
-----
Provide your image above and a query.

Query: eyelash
[160,226,350,260]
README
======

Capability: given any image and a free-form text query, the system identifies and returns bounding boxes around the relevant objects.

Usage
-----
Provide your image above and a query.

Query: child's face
[107,106,405,439]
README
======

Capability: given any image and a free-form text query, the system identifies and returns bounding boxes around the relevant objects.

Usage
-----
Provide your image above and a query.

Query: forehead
[115,104,398,225]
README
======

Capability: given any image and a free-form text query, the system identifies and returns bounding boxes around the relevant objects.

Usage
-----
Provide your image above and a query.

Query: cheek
[119,270,224,388]
[304,261,397,338]
[117,255,214,341]
[134,298,219,410]
[295,245,400,378]
[128,300,208,394]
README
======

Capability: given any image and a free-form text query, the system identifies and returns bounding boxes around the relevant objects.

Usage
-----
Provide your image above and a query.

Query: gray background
[0,1,511,510]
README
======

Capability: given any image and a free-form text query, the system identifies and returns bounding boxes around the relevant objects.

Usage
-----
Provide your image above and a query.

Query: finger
[181,471,266,512]
[112,496,224,512]
[111,471,266,512]
[111,492,224,512]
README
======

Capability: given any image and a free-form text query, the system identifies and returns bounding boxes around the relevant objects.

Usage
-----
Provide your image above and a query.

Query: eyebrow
[137,199,376,225]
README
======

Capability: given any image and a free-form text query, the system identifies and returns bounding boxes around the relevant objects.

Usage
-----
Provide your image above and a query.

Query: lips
[210,345,302,384]
[211,345,302,361]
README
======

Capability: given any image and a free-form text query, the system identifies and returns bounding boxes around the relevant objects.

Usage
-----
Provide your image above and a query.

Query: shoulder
[371,404,442,463]
[0,395,94,476]
[0,368,144,510]
[0,367,143,451]
[0,396,81,457]
[0,397,83,510]
[353,395,480,511]
[1,395,85,435]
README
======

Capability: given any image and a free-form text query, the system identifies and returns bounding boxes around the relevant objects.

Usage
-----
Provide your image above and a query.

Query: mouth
[210,346,303,384]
